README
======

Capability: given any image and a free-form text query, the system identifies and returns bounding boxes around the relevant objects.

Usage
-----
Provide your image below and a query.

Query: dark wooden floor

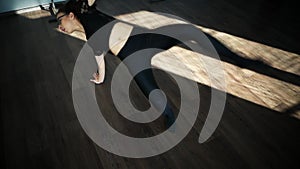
[1,0,299,169]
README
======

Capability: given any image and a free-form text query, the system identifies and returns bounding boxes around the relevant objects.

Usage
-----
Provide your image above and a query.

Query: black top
[78,8,114,39]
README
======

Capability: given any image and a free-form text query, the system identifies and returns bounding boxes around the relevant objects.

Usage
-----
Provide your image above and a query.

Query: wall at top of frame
[0,0,66,13]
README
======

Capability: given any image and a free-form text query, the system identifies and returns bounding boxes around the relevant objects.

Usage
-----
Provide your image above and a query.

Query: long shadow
[94,0,300,86]
[97,0,300,54]
[204,33,300,86]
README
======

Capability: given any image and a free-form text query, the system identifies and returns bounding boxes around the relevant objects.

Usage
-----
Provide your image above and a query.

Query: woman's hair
[57,0,92,17]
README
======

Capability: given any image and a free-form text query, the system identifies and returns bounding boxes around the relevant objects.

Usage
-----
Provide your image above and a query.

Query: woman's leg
[117,33,180,128]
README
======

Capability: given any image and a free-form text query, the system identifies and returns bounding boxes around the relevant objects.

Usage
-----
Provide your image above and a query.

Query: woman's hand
[90,52,106,85]
[90,72,102,84]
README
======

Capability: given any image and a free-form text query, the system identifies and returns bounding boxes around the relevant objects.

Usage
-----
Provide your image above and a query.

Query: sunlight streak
[16,6,51,19]
[115,11,300,117]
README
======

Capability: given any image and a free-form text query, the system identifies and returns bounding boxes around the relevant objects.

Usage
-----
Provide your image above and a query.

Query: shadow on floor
[97,0,300,54]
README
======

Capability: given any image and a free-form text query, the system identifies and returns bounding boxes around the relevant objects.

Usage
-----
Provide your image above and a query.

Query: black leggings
[117,33,180,117]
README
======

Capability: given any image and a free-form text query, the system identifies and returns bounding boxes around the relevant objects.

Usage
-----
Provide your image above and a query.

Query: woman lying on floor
[56,0,180,128]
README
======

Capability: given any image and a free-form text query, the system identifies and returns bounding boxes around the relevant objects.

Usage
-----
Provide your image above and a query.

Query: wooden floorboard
[1,0,299,169]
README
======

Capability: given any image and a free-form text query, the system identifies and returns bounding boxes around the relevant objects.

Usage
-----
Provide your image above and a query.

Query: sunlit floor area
[1,0,299,169]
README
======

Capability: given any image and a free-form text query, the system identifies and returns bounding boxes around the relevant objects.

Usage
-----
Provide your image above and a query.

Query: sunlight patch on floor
[16,6,51,19]
[116,11,300,117]
[152,46,300,116]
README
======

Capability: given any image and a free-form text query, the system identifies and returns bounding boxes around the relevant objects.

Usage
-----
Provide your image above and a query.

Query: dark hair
[57,0,91,17]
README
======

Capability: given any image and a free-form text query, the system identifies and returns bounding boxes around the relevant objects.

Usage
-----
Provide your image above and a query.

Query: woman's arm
[90,52,106,84]
[90,22,133,84]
